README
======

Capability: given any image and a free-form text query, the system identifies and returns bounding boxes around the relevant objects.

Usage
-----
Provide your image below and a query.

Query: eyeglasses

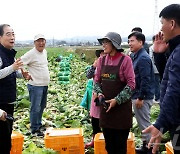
[3,32,15,37]
[102,40,111,45]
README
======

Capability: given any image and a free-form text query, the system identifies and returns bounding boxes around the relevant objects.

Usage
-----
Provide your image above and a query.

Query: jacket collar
[168,35,180,52]
[132,48,145,60]
[0,44,17,58]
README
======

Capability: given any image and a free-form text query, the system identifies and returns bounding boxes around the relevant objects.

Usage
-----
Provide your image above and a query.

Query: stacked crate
[94,132,135,154]
[11,131,24,154]
[44,128,84,154]
[58,56,71,84]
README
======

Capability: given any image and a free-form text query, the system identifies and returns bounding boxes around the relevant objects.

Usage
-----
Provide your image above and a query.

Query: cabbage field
[13,47,168,154]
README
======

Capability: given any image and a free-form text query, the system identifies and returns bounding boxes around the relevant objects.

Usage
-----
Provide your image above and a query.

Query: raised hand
[12,58,23,70]
[153,32,169,53]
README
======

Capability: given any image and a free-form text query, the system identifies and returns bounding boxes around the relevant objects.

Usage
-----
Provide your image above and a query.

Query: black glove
[94,95,109,110]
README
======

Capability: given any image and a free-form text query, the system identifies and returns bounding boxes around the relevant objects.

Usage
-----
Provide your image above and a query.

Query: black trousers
[92,117,101,135]
[103,128,130,154]
[0,104,14,154]
[170,125,180,154]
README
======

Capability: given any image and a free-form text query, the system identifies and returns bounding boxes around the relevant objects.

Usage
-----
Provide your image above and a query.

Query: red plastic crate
[165,142,174,154]
[11,131,24,154]
[94,132,135,154]
[44,128,84,154]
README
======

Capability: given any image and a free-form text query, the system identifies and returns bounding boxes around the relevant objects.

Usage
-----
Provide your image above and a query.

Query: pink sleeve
[120,56,135,90]
[94,56,103,83]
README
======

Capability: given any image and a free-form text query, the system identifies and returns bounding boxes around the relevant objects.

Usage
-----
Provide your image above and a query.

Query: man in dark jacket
[143,4,180,154]
[128,32,155,153]
[131,27,150,54]
[0,24,24,154]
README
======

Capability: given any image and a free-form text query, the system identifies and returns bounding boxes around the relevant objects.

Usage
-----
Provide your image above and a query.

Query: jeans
[27,84,48,133]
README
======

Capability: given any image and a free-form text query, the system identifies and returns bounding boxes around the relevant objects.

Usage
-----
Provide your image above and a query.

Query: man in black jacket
[0,24,24,154]
[143,4,180,154]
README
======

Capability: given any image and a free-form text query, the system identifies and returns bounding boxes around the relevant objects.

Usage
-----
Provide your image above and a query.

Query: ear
[171,20,176,29]
[139,40,143,46]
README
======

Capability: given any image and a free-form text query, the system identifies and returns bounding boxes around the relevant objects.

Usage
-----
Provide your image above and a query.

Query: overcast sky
[0,0,179,41]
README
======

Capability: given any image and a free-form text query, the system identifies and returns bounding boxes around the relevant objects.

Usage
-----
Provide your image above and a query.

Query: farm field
[13,46,167,154]
[14,46,96,153]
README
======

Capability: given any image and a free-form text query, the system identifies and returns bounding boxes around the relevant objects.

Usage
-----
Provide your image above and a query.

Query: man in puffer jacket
[143,4,180,154]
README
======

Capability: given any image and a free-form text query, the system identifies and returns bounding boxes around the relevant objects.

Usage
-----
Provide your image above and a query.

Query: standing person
[128,32,155,153]
[85,49,104,148]
[94,32,135,154]
[131,27,149,53]
[127,27,150,57]
[143,4,180,154]
[20,34,50,137]
[149,35,160,102]
[0,24,25,154]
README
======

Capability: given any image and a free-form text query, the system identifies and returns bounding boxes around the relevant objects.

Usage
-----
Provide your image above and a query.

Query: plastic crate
[94,132,135,154]
[165,142,174,154]
[44,128,84,154]
[11,131,24,154]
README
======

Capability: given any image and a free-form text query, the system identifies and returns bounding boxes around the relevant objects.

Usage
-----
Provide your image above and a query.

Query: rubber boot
[85,134,95,148]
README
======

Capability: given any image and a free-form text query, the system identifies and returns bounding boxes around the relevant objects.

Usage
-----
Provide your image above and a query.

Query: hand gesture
[142,125,162,154]
[0,109,7,121]
[106,99,117,112]
[12,58,23,71]
[153,32,169,53]
[20,68,33,80]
